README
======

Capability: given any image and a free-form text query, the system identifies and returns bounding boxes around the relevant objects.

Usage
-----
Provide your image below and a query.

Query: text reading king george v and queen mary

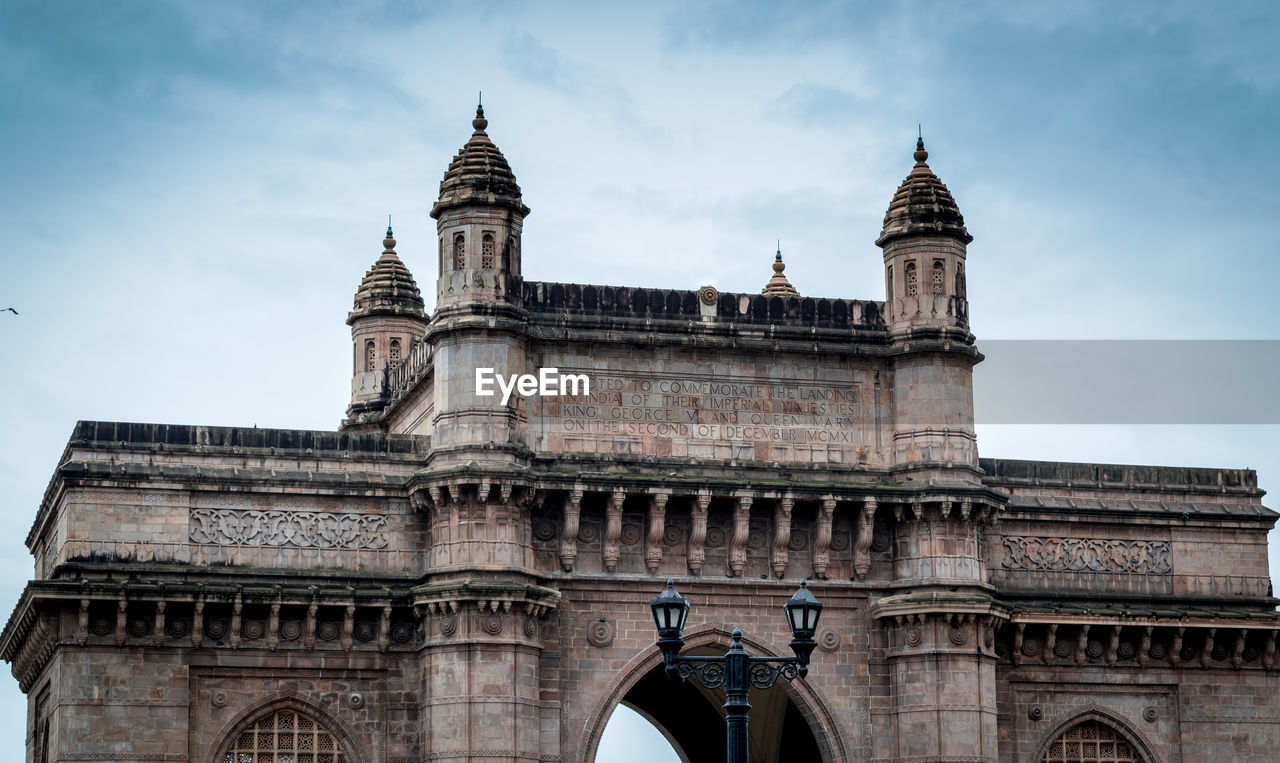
[476,368,875,445]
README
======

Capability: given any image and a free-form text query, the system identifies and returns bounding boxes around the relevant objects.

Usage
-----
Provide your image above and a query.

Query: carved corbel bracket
[729,495,752,578]
[813,497,836,580]
[853,497,876,579]
[688,493,711,576]
[560,488,584,573]
[646,493,670,574]
[771,497,794,579]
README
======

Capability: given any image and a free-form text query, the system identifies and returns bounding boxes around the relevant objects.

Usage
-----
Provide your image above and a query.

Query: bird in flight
[3,307,17,315]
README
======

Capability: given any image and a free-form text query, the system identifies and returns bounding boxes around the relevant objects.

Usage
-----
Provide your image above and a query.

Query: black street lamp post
[649,578,824,763]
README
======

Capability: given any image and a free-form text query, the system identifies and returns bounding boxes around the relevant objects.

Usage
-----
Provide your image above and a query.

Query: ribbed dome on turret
[876,138,972,247]
[430,105,530,219]
[347,226,427,325]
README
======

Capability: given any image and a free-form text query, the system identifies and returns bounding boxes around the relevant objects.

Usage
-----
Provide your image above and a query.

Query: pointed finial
[762,241,798,295]
[382,218,396,257]
[473,94,488,132]
[913,128,928,164]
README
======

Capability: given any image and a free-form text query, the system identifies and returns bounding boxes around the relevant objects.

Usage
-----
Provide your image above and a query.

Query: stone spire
[431,103,530,313]
[875,137,972,247]
[431,103,530,220]
[348,223,427,323]
[761,243,799,296]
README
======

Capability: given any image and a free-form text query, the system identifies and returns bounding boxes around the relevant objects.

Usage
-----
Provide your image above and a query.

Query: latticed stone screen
[1041,720,1141,762]
[222,708,346,763]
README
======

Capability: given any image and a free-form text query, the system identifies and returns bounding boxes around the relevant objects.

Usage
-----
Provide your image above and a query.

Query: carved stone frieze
[189,509,389,550]
[1001,536,1171,574]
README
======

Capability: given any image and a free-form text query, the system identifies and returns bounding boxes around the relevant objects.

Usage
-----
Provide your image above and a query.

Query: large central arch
[581,624,849,763]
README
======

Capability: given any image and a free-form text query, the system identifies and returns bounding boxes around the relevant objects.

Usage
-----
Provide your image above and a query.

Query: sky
[1,0,1279,758]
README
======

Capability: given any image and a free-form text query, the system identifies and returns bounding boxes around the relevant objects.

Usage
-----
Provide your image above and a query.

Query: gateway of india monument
[4,105,1278,762]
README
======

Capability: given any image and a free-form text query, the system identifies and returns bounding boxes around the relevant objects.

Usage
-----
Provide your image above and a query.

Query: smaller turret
[345,223,428,424]
[761,243,799,296]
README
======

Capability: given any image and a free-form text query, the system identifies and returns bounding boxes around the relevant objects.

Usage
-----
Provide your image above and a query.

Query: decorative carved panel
[189,509,389,550]
[1001,537,1171,574]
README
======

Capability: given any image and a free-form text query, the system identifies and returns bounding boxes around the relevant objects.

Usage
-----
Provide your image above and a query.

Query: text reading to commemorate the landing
[547,375,874,443]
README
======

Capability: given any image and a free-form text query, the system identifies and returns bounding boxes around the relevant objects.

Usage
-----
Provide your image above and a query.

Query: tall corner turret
[878,137,971,333]
[430,103,530,316]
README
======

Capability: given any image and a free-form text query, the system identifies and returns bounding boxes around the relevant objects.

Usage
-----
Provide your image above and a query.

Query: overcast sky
[1,1,1278,759]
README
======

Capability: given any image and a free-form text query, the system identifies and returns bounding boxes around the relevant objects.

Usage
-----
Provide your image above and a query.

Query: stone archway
[209,695,365,763]
[1031,707,1159,763]
[582,625,848,763]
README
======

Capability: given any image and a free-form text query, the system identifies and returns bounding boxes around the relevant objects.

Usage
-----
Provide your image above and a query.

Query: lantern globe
[651,578,691,672]
[650,578,690,639]
[784,579,823,639]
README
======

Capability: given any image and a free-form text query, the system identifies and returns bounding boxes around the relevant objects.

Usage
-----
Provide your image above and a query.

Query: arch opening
[593,645,824,763]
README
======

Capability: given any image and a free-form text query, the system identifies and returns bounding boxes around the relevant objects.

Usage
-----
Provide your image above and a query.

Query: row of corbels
[414,599,553,619]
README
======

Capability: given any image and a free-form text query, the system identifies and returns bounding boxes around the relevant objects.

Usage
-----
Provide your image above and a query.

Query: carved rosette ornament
[646,494,668,574]
[729,496,751,577]
[688,494,710,575]
[771,498,794,579]
[587,618,615,648]
[560,490,583,573]
[603,491,624,573]
[813,498,836,579]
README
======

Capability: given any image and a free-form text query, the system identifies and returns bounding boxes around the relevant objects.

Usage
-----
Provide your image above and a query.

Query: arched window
[221,707,348,763]
[481,233,495,269]
[505,236,514,271]
[1042,719,1142,762]
[905,261,918,296]
[364,340,376,372]
[453,233,465,270]
[932,260,945,295]
[956,262,967,299]
[886,265,894,301]
[438,237,444,272]
[389,339,401,369]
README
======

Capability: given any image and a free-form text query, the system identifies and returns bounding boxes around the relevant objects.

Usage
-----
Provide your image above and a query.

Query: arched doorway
[584,627,839,763]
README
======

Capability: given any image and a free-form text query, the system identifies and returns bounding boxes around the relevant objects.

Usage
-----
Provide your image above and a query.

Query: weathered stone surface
[3,122,1276,763]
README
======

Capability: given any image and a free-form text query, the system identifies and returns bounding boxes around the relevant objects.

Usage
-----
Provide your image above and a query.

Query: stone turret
[424,104,533,461]
[430,103,530,315]
[345,224,428,424]
[878,137,971,332]
[877,138,980,474]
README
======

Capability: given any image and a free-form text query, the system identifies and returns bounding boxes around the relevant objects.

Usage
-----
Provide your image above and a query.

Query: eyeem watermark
[476,368,590,405]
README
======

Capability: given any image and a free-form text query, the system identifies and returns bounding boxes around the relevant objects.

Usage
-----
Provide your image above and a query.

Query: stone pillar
[873,499,1003,761]
[422,599,546,762]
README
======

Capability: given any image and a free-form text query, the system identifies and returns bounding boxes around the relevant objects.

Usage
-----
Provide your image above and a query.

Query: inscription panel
[533,367,888,465]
